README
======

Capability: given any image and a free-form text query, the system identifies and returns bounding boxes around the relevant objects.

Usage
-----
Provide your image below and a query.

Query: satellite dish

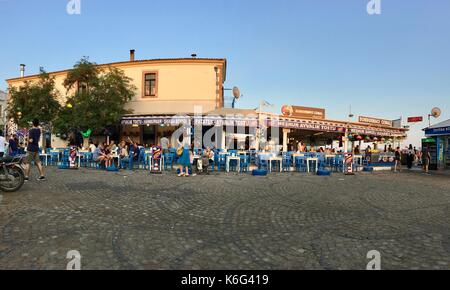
[431,107,441,118]
[232,87,241,99]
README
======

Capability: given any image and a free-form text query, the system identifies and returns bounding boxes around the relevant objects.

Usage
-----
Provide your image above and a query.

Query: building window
[143,72,157,97]
[77,82,88,94]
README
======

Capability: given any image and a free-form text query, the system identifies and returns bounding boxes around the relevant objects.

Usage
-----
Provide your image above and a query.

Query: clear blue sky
[1,0,449,146]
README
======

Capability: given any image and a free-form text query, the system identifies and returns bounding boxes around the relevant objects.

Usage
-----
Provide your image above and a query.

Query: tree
[53,58,136,137]
[8,69,61,128]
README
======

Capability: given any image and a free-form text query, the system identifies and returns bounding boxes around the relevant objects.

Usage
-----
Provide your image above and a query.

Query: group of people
[86,138,143,168]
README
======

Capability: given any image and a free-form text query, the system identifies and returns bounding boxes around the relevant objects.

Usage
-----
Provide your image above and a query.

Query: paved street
[0,168,449,270]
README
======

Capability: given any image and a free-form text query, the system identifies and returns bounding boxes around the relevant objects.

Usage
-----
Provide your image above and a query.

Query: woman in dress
[177,138,191,177]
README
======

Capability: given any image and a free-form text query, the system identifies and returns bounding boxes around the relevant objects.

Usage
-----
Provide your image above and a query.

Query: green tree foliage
[53,58,136,136]
[8,69,61,128]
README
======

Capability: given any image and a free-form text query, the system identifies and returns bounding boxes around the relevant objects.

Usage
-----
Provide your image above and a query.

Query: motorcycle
[0,155,25,192]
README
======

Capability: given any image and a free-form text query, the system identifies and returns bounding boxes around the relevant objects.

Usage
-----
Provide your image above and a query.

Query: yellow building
[6,52,227,147]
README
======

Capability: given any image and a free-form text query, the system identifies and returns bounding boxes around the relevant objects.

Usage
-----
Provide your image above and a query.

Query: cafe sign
[282,105,325,120]
[358,116,393,127]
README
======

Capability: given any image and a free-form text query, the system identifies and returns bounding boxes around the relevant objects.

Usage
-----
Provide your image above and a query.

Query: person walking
[394,146,402,172]
[406,144,414,169]
[422,145,431,174]
[24,119,46,181]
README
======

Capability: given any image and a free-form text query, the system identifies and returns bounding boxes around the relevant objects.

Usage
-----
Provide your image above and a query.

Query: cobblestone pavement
[0,168,449,270]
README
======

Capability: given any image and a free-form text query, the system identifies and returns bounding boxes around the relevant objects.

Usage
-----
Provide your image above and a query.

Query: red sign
[407,116,423,123]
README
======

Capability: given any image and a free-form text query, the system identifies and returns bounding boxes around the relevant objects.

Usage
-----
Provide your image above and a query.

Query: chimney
[130,49,135,62]
[20,64,26,78]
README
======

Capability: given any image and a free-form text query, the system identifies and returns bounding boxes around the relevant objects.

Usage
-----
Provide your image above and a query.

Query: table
[268,157,283,172]
[226,156,241,173]
[306,158,319,173]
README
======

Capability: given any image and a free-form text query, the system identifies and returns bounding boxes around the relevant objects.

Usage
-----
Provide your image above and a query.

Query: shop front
[424,119,450,170]
[120,109,408,156]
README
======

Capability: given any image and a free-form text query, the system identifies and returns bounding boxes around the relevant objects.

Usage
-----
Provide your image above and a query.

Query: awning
[121,116,190,126]
[121,115,407,138]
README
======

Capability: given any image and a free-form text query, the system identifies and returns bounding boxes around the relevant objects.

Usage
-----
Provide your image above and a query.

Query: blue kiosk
[424,119,450,170]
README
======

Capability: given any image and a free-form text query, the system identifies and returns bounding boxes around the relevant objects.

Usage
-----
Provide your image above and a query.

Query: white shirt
[0,136,5,153]
[89,144,96,152]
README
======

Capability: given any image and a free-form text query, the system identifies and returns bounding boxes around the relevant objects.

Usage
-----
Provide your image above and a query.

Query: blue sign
[426,126,450,136]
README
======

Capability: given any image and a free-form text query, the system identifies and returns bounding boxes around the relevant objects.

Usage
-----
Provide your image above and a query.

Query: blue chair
[215,153,228,172]
[295,156,306,172]
[258,155,269,171]
[163,153,174,171]
[51,150,61,166]
[249,149,257,164]
[240,155,250,172]
[132,148,147,169]
[334,156,344,172]
[282,156,292,172]
[317,154,326,170]
[80,152,90,167]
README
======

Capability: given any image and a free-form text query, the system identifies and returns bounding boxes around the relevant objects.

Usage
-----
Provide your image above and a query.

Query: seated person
[102,142,113,167]
[93,144,108,167]
[118,141,131,169]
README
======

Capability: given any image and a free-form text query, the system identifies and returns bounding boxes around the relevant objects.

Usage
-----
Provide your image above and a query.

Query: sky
[0,0,449,147]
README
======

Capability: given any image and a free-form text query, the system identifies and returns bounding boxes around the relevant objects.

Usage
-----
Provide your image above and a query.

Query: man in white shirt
[0,130,5,157]
[89,140,96,153]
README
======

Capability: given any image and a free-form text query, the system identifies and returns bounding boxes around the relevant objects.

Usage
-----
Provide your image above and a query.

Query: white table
[269,156,283,172]
[306,158,319,173]
[226,156,241,173]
